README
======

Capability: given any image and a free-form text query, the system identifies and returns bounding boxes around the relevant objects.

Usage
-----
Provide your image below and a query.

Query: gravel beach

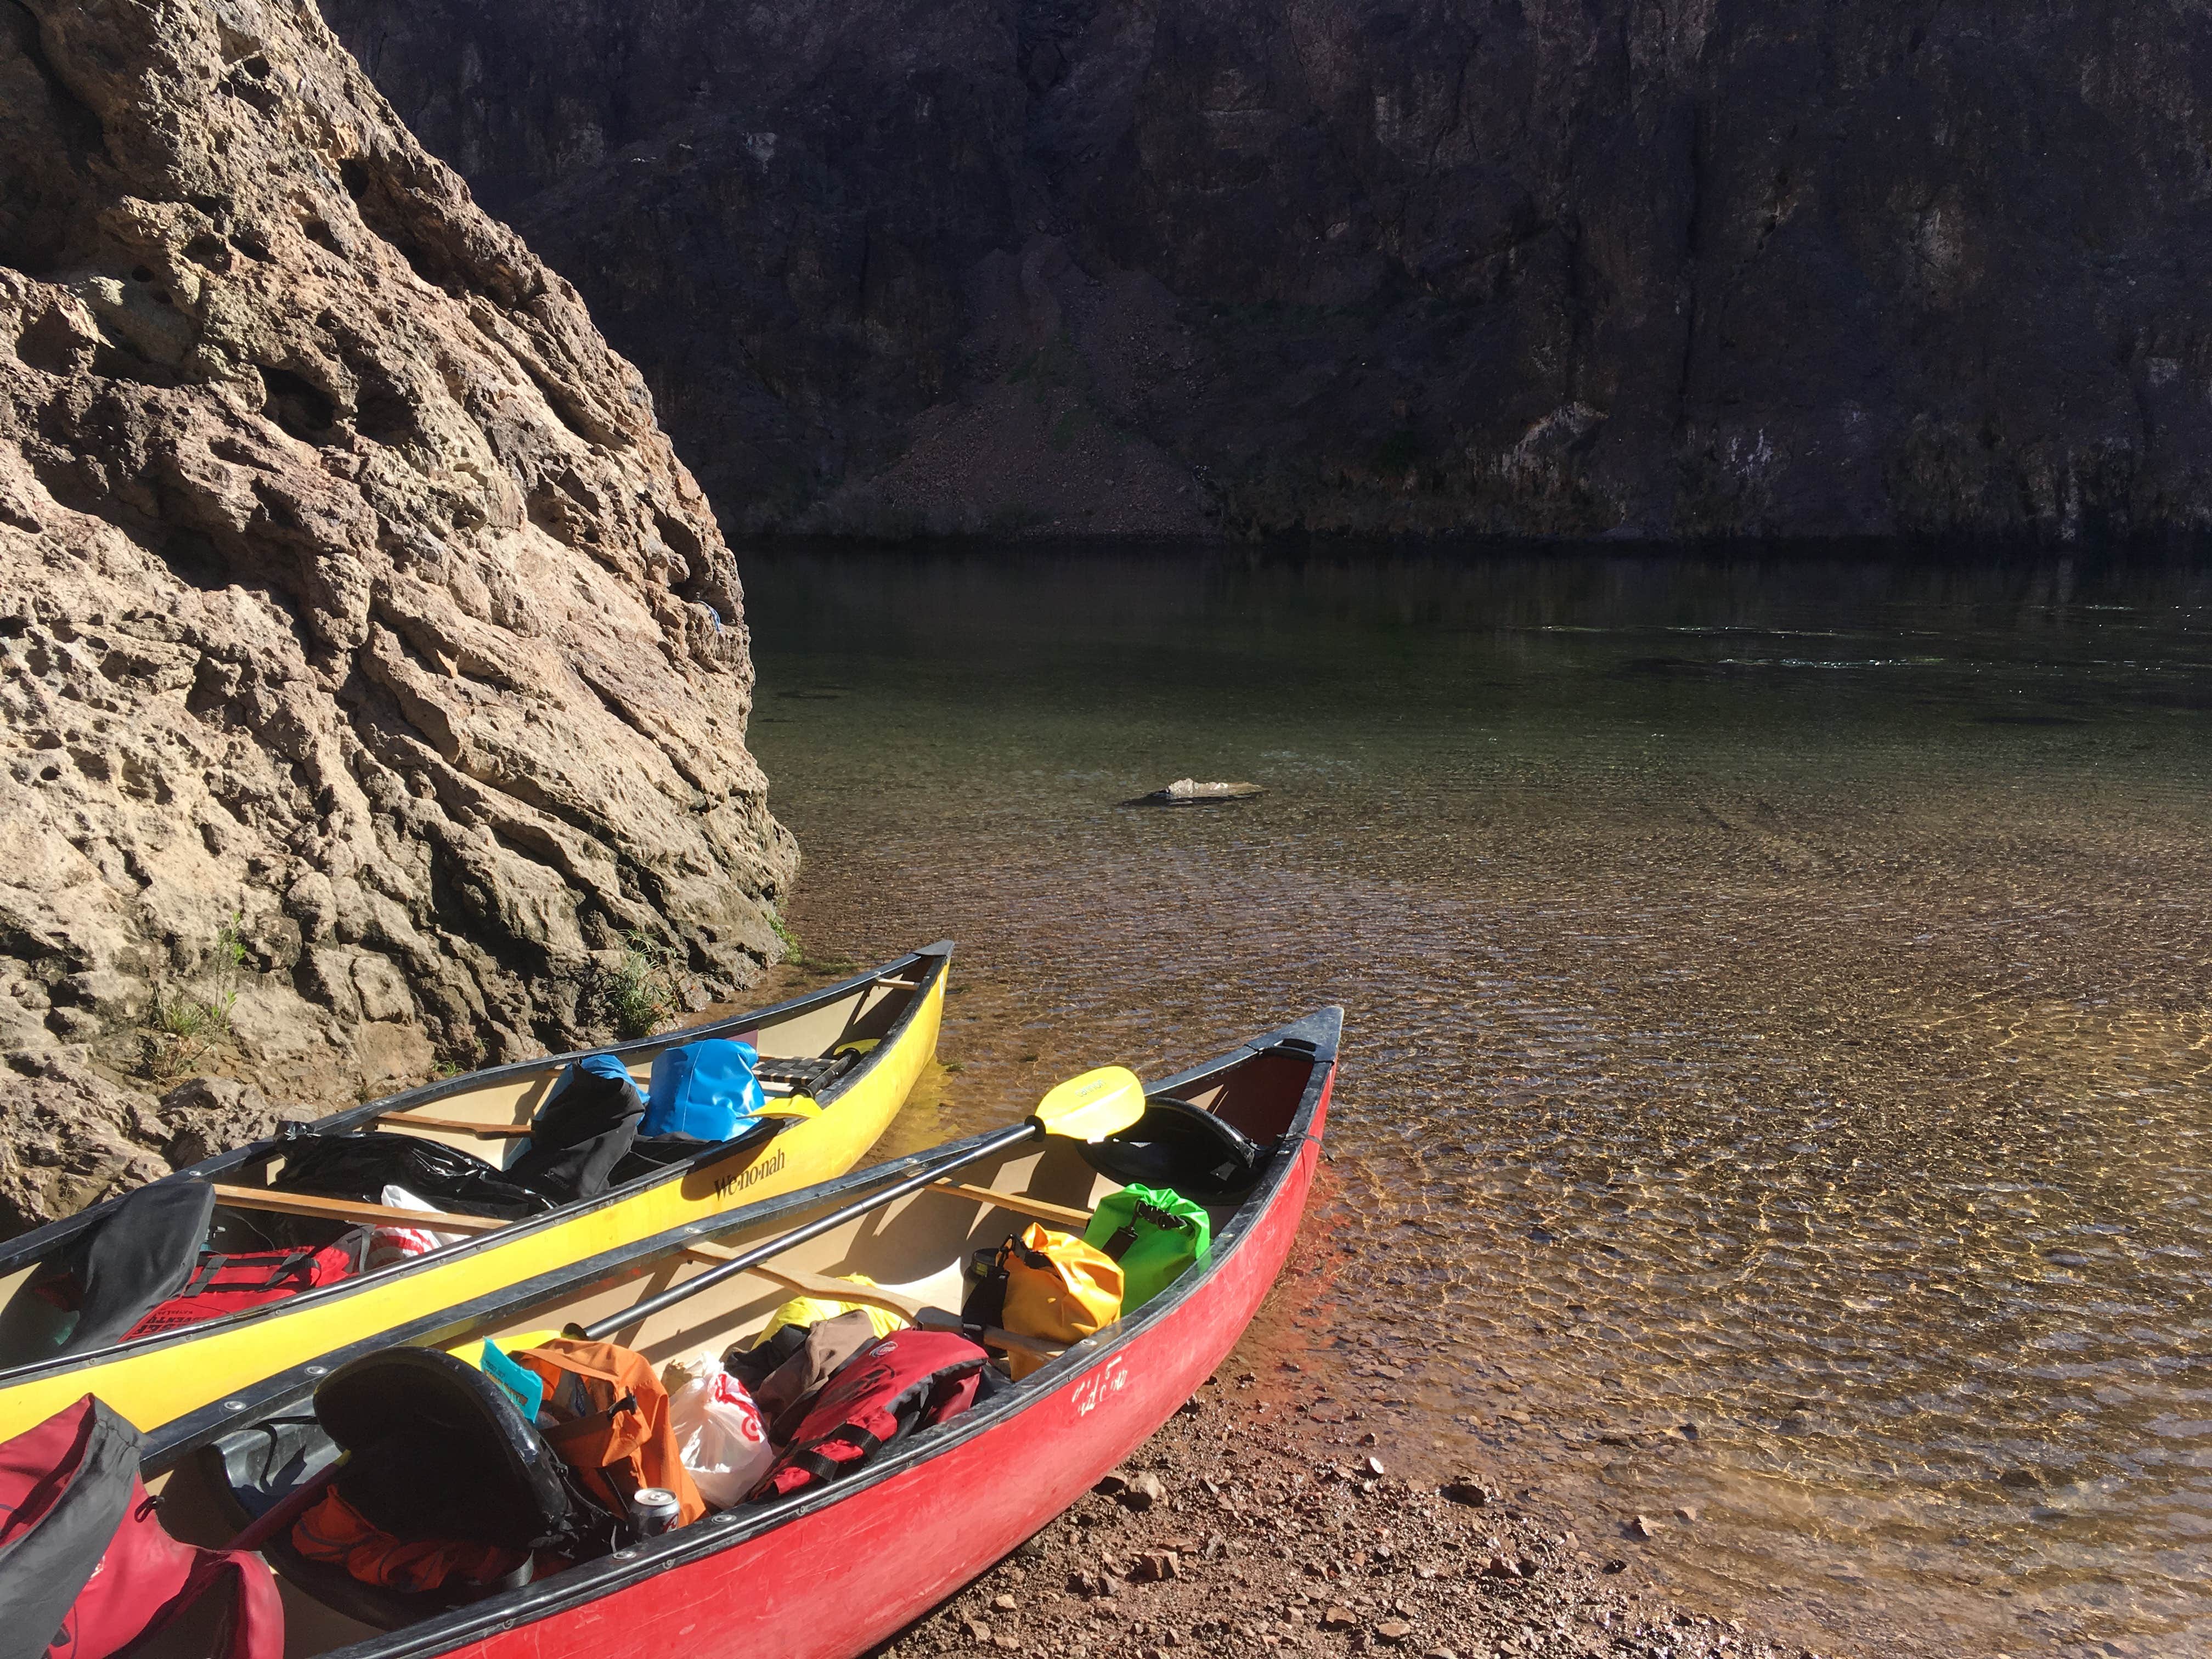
[873,1367,1820,1659]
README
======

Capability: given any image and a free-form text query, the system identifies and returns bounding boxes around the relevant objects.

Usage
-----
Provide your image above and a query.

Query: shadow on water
[737,541,2212,1659]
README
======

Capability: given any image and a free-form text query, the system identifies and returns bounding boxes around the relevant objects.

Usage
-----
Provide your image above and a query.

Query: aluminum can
[629,1486,681,1538]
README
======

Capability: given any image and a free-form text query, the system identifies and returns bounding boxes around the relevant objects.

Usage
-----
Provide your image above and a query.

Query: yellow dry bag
[989,1223,1122,1379]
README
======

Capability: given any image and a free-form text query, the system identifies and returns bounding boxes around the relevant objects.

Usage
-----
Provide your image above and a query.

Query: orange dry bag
[514,1339,706,1525]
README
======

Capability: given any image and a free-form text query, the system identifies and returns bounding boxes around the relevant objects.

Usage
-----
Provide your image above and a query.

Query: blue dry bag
[642,1039,766,1141]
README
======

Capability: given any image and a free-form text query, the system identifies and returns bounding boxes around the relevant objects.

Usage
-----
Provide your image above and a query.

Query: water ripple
[743,546,2212,1659]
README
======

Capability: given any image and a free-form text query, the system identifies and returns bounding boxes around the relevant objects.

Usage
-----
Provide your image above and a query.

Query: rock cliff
[1,0,794,1229]
[324,0,2212,541]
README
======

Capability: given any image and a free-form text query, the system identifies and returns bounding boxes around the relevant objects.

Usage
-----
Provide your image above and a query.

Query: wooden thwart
[377,1113,534,1138]
[677,1242,1066,1364]
[923,1180,1092,1232]
[210,1183,510,1235]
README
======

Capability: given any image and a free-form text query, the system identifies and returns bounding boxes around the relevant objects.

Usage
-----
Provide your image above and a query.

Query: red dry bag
[749,1329,988,1500]
[123,1231,372,1340]
[0,1395,281,1659]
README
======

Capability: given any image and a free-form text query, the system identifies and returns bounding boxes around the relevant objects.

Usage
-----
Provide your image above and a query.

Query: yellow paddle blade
[1029,1065,1146,1143]
[754,1094,826,1120]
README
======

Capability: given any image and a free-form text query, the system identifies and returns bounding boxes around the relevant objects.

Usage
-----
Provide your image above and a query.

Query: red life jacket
[123,1231,371,1340]
[0,1395,281,1659]
[750,1330,988,1500]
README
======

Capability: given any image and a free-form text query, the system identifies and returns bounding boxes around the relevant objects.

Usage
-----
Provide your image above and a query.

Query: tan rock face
[0,0,795,1225]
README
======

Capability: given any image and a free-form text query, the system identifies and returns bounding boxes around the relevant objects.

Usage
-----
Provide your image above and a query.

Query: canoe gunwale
[154,1006,1342,1659]
[0,944,953,1383]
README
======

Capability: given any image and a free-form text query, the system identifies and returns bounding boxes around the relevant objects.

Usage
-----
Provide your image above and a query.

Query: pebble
[1322,1607,1360,1629]
[1375,1620,1413,1644]
[1438,1479,1492,1507]
[1674,1504,1701,1524]
[962,1618,991,1643]
[1626,1515,1658,1539]
[992,1594,1017,1612]
[1124,1471,1168,1511]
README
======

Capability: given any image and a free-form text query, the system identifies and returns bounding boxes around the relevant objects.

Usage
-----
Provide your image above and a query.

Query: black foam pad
[1077,1097,1269,1201]
[58,1177,217,1354]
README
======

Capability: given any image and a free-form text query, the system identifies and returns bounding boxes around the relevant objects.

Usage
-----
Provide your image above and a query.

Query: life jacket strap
[789,1422,884,1486]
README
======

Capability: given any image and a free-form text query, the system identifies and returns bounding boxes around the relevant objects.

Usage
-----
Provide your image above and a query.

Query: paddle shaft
[579,1118,1043,1341]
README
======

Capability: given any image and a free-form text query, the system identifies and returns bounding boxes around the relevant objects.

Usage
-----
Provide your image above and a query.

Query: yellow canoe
[0,943,949,1438]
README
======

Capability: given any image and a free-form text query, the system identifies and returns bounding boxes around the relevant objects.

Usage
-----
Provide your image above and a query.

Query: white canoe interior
[144,1051,1314,1659]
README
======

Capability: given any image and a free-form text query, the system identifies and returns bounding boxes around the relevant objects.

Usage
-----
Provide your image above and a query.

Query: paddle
[575,1065,1146,1342]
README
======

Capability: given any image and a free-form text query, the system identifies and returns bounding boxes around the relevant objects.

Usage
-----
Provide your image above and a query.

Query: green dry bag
[1084,1183,1211,1311]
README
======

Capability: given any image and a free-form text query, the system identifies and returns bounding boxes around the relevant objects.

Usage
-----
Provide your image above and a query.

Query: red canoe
[141,1007,1342,1659]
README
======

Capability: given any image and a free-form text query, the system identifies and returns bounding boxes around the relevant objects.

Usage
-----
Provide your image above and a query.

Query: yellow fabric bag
[998,1223,1122,1379]
[755,1273,908,1346]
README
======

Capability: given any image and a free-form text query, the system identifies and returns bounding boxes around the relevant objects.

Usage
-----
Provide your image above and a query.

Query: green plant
[768,911,805,967]
[142,987,235,1082]
[215,910,248,973]
[606,932,679,1039]
[140,915,248,1081]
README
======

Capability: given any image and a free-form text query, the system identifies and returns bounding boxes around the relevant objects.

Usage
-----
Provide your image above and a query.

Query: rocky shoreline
[877,1365,1816,1659]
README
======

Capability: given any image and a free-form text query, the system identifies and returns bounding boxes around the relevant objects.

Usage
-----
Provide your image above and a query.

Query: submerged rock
[0,0,794,1226]
[1125,780,1266,807]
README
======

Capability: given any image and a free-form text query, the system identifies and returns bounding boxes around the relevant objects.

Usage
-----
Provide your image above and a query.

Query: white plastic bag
[364,1184,470,1269]
[665,1355,776,1507]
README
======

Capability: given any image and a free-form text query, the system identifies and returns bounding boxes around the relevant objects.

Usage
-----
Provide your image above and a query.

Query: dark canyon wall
[1,0,793,1227]
[324,0,2212,541]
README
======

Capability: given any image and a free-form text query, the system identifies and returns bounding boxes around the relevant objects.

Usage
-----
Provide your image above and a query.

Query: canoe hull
[0,953,946,1440]
[454,1058,1332,1659]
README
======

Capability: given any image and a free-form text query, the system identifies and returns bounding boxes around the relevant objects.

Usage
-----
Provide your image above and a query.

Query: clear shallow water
[738,547,2212,1658]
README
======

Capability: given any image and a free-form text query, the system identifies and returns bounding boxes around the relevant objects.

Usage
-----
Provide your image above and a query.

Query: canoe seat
[201,1403,533,1632]
[207,1346,589,1627]
[1077,1098,1270,1201]
[315,1346,576,1553]
[754,1051,855,1094]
